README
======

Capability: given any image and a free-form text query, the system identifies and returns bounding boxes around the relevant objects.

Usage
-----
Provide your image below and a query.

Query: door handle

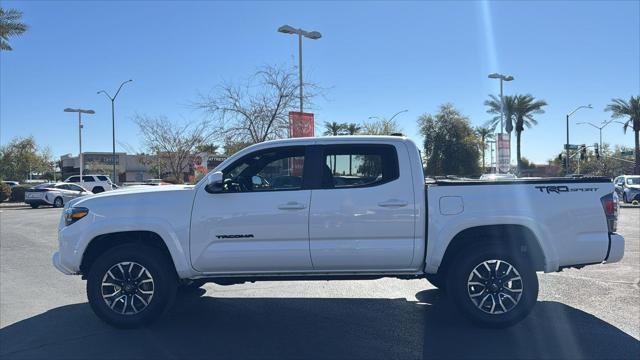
[278,201,306,210]
[378,199,408,208]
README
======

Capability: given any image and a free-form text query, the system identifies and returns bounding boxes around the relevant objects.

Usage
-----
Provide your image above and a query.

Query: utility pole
[64,108,95,184]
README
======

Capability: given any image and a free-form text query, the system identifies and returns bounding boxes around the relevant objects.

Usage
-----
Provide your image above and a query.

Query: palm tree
[323,121,345,136]
[475,126,494,171]
[344,123,362,174]
[606,96,640,174]
[512,94,547,172]
[484,94,516,135]
[323,122,345,172]
[0,8,28,51]
[344,123,362,135]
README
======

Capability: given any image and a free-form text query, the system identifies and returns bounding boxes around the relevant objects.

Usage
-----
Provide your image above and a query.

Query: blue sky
[1,0,639,164]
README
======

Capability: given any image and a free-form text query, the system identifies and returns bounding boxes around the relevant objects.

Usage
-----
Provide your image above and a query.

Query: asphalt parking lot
[0,206,638,360]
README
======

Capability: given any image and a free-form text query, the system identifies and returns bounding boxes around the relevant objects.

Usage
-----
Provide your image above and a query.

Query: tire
[447,243,538,328]
[53,197,63,208]
[92,187,104,194]
[30,204,39,209]
[86,244,177,328]
[425,272,446,290]
[623,193,628,203]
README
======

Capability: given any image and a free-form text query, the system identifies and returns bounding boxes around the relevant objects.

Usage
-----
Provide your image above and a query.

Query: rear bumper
[24,199,51,206]
[606,234,624,263]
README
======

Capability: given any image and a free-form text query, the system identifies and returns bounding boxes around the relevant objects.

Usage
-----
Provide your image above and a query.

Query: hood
[66,184,195,208]
[627,184,640,190]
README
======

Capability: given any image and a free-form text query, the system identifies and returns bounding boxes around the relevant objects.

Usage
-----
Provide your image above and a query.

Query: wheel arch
[435,224,547,278]
[80,231,178,278]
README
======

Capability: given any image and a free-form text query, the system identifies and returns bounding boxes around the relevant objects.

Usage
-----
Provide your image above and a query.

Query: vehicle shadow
[0,289,638,359]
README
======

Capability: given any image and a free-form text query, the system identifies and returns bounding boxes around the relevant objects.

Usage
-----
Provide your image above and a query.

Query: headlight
[64,207,89,226]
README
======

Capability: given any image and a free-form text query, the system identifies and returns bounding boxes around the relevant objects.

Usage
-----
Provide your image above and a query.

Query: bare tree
[197,64,319,144]
[135,115,215,183]
[361,118,403,135]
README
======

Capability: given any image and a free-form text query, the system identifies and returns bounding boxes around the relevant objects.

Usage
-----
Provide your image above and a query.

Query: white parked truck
[53,136,624,328]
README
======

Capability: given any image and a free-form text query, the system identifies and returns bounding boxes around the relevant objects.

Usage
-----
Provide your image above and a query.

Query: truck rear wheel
[447,244,538,328]
[86,244,177,328]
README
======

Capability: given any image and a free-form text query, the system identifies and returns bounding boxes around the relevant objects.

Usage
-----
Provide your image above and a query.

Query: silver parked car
[24,183,93,209]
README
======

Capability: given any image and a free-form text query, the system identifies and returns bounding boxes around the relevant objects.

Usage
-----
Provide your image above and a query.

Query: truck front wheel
[447,244,538,328]
[86,244,177,328]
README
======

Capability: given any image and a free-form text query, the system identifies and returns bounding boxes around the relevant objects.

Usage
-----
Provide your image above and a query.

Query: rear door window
[82,176,94,182]
[97,176,109,181]
[67,176,80,182]
[321,144,399,189]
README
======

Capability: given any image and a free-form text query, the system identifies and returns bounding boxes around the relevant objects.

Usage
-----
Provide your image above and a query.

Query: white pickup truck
[53,136,624,328]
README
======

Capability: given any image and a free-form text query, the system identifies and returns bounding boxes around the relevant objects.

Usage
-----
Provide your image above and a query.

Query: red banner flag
[289,112,314,138]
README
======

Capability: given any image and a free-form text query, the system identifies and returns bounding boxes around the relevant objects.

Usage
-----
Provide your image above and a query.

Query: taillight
[600,193,618,233]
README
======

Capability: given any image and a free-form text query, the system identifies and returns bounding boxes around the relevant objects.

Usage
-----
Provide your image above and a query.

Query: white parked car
[25,182,92,208]
[479,173,517,180]
[64,175,115,193]
[2,180,20,188]
[53,136,624,328]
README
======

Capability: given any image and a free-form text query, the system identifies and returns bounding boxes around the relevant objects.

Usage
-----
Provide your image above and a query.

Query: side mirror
[205,171,224,193]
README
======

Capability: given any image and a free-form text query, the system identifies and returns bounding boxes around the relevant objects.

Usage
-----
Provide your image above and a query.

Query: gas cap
[439,196,464,215]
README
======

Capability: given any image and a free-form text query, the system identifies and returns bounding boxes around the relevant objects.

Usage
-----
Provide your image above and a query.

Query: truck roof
[256,135,411,147]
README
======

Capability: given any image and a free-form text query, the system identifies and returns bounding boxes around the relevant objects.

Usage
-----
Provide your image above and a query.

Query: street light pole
[368,109,408,122]
[64,108,95,184]
[98,79,133,184]
[565,104,592,173]
[278,25,322,114]
[488,73,514,173]
[577,120,614,150]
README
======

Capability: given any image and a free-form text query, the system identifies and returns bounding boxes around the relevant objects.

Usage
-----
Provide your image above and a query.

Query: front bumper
[52,251,77,275]
[606,234,625,263]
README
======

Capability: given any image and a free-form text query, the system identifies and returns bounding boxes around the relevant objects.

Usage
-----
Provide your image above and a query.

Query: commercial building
[60,152,227,184]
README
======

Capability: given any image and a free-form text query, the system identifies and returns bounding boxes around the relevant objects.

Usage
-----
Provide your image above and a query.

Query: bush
[0,183,11,203]
[9,185,31,202]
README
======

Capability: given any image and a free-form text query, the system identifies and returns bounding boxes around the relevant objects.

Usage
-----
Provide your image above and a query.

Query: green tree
[484,94,516,135]
[0,182,11,202]
[605,96,640,174]
[512,94,547,173]
[0,136,52,182]
[0,7,28,51]
[475,126,494,171]
[223,139,251,156]
[195,143,219,154]
[418,104,481,176]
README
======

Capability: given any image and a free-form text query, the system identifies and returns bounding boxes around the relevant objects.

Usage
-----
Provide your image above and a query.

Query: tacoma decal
[215,234,255,239]
[534,186,599,194]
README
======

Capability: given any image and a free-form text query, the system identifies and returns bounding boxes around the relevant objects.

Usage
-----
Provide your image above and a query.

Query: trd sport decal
[534,186,599,194]
[215,234,255,239]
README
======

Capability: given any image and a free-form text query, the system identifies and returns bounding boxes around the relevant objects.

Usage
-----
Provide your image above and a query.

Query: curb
[0,203,29,209]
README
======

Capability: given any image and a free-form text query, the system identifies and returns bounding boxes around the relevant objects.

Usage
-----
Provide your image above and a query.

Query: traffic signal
[594,143,600,159]
[580,144,587,160]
